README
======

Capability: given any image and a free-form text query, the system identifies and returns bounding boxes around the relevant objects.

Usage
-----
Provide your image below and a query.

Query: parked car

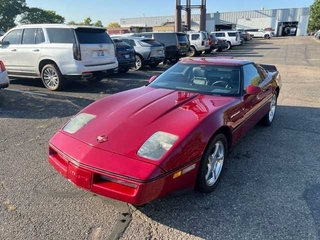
[314,30,320,39]
[238,30,252,41]
[245,29,274,39]
[186,31,210,56]
[0,60,10,89]
[208,33,228,52]
[112,39,135,73]
[48,57,281,205]
[112,36,165,70]
[211,31,242,49]
[0,24,118,91]
[132,32,189,64]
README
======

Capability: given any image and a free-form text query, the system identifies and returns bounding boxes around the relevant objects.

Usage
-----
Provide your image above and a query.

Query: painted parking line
[4,88,48,96]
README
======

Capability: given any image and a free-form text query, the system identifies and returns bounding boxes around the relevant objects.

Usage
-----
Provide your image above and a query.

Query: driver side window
[242,64,262,93]
[3,29,22,45]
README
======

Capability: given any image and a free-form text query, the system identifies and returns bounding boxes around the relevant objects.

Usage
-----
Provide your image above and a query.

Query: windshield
[149,63,241,96]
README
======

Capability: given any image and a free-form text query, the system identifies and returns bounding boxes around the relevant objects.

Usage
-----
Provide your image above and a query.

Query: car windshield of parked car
[149,62,241,96]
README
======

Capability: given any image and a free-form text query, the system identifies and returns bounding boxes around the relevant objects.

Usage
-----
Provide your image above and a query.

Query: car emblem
[97,135,108,143]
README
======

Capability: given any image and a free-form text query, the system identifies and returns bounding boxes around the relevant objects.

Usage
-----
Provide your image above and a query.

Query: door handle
[11,49,17,52]
[33,49,40,52]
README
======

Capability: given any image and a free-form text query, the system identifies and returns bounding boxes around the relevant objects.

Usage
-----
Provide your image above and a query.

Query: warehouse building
[120,7,310,36]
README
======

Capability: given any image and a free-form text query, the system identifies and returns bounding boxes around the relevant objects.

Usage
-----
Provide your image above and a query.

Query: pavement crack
[107,204,133,240]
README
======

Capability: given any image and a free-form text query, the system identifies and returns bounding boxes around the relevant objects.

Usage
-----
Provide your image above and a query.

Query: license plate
[67,163,92,189]
[97,50,104,57]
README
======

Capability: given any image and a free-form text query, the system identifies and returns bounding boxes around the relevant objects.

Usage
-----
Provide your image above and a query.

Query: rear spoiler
[259,64,278,72]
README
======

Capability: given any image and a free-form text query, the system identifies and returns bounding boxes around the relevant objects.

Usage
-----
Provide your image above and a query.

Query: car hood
[60,86,236,160]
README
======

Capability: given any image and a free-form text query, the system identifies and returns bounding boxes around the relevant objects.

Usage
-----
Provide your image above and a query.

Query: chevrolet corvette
[48,57,281,205]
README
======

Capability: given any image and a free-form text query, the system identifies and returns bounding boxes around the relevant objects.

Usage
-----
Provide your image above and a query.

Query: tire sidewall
[196,133,228,193]
[41,64,64,91]
[264,92,277,126]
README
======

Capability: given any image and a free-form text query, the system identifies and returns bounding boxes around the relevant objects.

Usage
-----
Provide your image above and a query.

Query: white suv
[0,24,118,90]
[186,31,210,57]
[211,31,242,50]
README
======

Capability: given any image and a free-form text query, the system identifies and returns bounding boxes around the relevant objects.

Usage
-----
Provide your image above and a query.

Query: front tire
[262,92,277,126]
[188,46,196,57]
[196,133,227,193]
[41,64,66,91]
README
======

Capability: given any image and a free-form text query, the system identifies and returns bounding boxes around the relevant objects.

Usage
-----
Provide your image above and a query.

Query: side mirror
[149,75,157,83]
[246,85,261,95]
[0,40,9,46]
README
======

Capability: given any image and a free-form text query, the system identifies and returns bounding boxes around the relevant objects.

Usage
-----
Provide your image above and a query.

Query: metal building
[120,7,310,36]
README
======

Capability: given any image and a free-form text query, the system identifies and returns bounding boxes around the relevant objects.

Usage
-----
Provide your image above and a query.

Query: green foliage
[309,0,320,31]
[94,20,104,28]
[0,0,27,31]
[20,7,65,24]
[67,18,104,27]
[107,22,121,28]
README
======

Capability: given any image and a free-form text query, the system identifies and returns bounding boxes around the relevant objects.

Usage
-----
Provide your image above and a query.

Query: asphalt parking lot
[1,36,320,240]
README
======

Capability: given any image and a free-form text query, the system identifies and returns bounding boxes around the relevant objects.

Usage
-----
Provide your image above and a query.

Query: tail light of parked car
[73,43,82,61]
[0,60,6,72]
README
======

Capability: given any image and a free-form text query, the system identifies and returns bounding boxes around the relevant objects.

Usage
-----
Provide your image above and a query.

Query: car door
[241,63,269,134]
[0,29,22,74]
[18,28,44,75]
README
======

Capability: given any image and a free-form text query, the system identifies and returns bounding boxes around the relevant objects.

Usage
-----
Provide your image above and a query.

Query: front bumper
[48,133,198,205]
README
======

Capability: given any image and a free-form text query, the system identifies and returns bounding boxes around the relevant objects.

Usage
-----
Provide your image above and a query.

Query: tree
[309,0,320,31]
[82,17,93,26]
[0,0,27,31]
[20,7,65,24]
[108,22,120,28]
[67,20,77,25]
[94,20,104,28]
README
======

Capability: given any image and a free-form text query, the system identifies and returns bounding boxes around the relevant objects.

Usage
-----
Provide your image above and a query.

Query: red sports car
[48,58,281,205]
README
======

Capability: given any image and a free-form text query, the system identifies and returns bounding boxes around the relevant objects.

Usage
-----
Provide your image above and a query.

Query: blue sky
[26,0,313,25]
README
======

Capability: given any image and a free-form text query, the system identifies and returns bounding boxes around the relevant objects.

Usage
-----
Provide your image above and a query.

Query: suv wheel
[188,46,197,57]
[227,42,232,50]
[133,55,143,70]
[264,34,270,39]
[41,64,66,91]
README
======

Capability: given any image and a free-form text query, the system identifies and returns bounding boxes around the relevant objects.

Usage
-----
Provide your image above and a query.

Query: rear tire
[196,133,227,193]
[227,42,232,50]
[188,46,196,57]
[264,34,270,39]
[133,55,143,70]
[41,64,66,91]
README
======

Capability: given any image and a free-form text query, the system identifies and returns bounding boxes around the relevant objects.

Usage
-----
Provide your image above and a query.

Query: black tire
[264,34,270,39]
[188,46,196,57]
[196,133,228,193]
[118,68,129,73]
[148,63,159,68]
[217,48,223,52]
[262,92,277,126]
[205,49,212,54]
[86,75,104,83]
[169,59,179,64]
[41,64,66,91]
[227,42,232,50]
[133,55,143,71]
